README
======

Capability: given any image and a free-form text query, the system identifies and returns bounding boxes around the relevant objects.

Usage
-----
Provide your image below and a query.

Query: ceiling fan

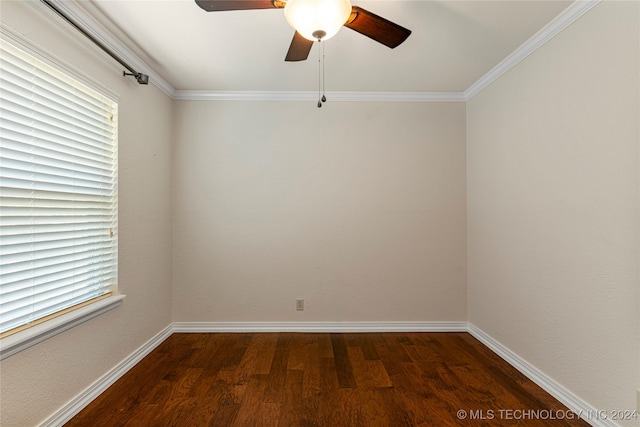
[195,0,412,62]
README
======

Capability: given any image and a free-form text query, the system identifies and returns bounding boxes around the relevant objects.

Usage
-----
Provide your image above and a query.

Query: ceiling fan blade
[195,0,283,12]
[285,32,314,62]
[344,6,411,49]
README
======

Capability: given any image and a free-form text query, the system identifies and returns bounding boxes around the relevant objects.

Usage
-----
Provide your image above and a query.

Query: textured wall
[172,101,467,323]
[0,2,174,426]
[467,1,639,421]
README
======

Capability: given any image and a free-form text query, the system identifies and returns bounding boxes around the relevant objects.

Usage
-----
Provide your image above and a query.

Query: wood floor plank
[348,346,392,389]
[301,340,322,399]
[233,332,278,384]
[319,389,364,427]
[330,333,357,389]
[230,374,269,426]
[316,333,333,358]
[66,332,591,427]
[263,333,292,403]
[360,333,381,360]
[277,369,304,426]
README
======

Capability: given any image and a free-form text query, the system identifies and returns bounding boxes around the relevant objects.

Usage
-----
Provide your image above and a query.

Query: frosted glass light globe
[284,0,352,41]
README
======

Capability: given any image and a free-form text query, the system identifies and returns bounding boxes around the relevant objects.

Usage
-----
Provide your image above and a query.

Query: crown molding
[35,0,176,99]
[464,0,601,101]
[27,0,598,102]
[173,90,466,102]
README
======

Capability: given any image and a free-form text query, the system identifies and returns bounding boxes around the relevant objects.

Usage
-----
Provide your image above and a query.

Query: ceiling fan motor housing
[312,30,327,40]
[284,0,352,41]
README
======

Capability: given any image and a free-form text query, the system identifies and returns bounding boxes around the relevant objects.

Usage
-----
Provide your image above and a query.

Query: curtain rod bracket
[123,72,149,85]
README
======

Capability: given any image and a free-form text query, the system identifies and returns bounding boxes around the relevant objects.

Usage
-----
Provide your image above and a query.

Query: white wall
[467,1,639,421]
[173,101,467,322]
[0,2,173,426]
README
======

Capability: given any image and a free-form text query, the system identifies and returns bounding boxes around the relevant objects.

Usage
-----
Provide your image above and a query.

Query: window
[0,40,118,342]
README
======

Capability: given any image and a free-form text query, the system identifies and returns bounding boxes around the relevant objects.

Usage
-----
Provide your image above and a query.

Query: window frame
[0,31,124,360]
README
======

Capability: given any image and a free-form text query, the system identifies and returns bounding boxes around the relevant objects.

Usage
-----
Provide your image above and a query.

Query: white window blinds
[0,41,118,336]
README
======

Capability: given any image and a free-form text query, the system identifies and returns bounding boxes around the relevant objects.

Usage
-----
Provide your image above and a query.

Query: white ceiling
[80,0,572,93]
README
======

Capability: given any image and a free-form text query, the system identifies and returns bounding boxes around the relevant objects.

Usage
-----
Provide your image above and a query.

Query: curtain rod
[39,0,149,84]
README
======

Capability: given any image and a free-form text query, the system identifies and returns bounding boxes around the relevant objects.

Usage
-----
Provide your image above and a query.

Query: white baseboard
[467,324,618,427]
[172,321,468,333]
[39,321,616,427]
[39,324,174,427]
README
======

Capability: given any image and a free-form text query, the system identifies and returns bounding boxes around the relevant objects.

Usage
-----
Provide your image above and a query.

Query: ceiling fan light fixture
[284,0,352,41]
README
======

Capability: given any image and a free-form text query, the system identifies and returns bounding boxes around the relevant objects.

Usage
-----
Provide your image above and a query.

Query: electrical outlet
[296,299,304,311]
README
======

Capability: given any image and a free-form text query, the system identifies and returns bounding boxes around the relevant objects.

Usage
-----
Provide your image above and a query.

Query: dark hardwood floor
[66,332,590,426]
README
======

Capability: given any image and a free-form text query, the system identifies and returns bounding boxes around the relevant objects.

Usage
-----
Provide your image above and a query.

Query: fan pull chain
[317,41,321,108]
[322,41,326,103]
[317,40,326,108]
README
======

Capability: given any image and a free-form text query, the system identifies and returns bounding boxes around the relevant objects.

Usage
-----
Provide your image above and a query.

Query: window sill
[0,294,126,360]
